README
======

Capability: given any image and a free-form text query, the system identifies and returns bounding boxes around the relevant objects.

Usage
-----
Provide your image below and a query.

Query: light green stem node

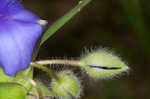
[80,49,129,79]
[51,70,82,99]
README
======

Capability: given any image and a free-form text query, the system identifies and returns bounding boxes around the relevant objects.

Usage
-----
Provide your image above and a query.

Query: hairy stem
[33,60,81,67]
[30,63,59,81]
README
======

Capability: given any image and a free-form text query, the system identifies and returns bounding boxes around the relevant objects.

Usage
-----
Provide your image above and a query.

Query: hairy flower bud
[51,71,81,99]
[79,49,129,79]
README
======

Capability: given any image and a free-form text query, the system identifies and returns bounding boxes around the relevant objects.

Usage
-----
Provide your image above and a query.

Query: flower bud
[0,83,27,99]
[79,49,129,79]
[51,71,81,99]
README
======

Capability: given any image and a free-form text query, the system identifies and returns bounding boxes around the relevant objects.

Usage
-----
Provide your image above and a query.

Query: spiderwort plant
[0,0,46,76]
[0,0,130,99]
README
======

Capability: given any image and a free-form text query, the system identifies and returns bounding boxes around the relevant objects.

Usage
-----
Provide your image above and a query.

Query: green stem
[40,0,92,45]
[33,60,81,67]
[31,59,82,82]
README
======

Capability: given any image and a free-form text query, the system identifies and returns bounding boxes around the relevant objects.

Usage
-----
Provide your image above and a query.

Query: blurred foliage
[24,0,150,99]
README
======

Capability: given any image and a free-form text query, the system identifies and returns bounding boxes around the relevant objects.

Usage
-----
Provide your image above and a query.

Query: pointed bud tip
[37,20,47,26]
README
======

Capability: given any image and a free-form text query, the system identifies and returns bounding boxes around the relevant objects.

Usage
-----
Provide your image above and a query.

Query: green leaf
[120,0,150,60]
[0,83,27,99]
[0,67,12,82]
[40,0,92,45]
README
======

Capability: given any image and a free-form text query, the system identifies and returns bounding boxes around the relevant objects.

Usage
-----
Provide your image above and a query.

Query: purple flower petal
[0,0,23,14]
[0,0,45,76]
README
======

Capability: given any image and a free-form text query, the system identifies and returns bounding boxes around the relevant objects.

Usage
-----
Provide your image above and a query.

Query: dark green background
[24,0,150,99]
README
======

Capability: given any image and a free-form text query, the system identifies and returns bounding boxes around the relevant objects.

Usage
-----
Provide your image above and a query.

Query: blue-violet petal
[0,0,44,76]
